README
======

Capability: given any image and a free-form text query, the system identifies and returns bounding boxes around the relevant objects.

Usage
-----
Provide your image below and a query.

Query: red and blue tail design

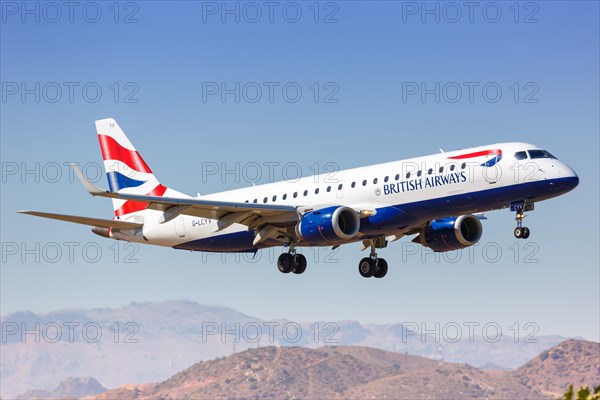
[95,118,176,218]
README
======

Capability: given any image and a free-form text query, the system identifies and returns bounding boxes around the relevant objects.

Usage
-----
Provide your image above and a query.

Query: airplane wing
[113,192,298,227]
[71,164,376,239]
[72,164,301,231]
[18,211,143,229]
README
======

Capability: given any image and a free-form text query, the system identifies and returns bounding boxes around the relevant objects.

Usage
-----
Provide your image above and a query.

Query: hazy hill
[478,362,511,371]
[93,346,548,400]
[0,300,573,398]
[514,339,600,397]
[16,377,106,399]
[1,301,260,398]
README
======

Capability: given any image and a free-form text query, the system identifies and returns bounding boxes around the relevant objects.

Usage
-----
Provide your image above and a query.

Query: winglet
[72,163,116,198]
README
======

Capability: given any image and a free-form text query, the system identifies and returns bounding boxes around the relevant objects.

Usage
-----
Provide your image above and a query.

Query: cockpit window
[514,151,528,160]
[528,149,556,159]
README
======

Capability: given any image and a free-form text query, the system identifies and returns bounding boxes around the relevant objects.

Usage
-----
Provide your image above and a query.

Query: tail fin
[95,118,184,218]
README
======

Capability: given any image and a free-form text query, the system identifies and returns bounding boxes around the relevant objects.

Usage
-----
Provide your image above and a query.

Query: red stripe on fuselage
[114,184,167,217]
[98,134,152,174]
[448,149,502,159]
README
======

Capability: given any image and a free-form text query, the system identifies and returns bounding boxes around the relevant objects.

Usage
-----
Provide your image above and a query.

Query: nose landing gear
[514,226,530,239]
[511,202,534,239]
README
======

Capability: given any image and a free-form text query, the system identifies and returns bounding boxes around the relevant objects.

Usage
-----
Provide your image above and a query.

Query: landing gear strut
[277,246,307,274]
[511,202,533,239]
[358,239,388,278]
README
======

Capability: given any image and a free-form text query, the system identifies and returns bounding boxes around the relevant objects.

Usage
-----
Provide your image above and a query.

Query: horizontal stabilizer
[18,211,142,229]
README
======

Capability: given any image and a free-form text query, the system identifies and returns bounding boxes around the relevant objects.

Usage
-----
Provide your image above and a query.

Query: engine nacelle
[91,227,111,238]
[296,206,360,245]
[414,214,483,252]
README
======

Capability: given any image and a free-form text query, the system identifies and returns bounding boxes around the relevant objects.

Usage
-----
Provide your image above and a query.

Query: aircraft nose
[566,174,579,190]
[570,174,579,189]
[562,166,579,192]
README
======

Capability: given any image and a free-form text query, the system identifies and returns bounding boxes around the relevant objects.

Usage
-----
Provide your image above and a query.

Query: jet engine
[296,206,360,245]
[413,214,483,252]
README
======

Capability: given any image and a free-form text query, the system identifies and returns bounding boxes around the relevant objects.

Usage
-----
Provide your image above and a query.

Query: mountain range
[1,300,592,398]
[21,339,599,399]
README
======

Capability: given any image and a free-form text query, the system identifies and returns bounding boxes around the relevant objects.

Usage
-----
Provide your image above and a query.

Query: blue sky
[1,1,598,340]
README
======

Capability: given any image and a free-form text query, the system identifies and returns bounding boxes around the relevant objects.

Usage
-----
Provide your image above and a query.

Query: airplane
[20,118,579,278]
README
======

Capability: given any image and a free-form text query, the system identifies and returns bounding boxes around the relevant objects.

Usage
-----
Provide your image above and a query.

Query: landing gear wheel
[277,253,294,273]
[374,258,388,278]
[293,254,307,274]
[359,257,376,278]
[511,202,534,240]
[514,227,523,239]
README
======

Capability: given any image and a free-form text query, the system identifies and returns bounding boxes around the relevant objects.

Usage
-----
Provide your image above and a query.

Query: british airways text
[384,171,467,195]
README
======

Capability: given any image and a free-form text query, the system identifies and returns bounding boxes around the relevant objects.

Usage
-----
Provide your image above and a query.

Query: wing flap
[19,211,143,229]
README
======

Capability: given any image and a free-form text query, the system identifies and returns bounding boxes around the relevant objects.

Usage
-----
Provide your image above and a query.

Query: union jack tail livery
[95,118,187,218]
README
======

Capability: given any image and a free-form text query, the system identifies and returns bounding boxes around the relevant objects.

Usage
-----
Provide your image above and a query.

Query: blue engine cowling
[296,206,360,245]
[414,215,483,252]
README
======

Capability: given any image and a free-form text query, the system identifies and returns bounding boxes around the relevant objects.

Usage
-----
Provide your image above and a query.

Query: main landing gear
[511,202,534,239]
[277,247,307,275]
[358,239,388,279]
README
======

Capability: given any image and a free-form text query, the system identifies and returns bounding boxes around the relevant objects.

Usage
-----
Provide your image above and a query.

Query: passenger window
[293,192,298,198]
[315,188,319,194]
[373,178,378,184]
[395,174,400,181]
[417,170,422,177]
[263,197,268,203]
[362,180,367,186]
[283,194,287,200]
[245,200,249,203]
[303,190,308,196]
[351,182,356,188]
[514,151,528,160]
[253,199,258,203]
[428,168,433,175]
[327,186,331,192]
[461,162,466,169]
[338,184,343,190]
[439,166,444,173]
[272,195,277,202]
[406,172,411,179]
[450,165,455,171]
[384,176,389,183]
